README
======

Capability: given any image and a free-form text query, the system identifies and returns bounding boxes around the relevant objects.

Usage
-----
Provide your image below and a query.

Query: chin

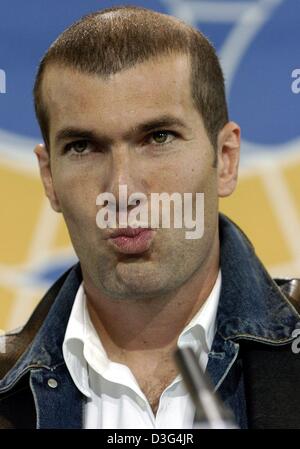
[111,262,168,297]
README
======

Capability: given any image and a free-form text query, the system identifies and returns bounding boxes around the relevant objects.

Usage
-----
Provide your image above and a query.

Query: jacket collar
[0,264,82,390]
[217,214,300,343]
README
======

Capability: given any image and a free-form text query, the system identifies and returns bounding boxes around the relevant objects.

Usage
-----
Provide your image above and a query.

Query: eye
[64,140,92,155]
[150,131,176,145]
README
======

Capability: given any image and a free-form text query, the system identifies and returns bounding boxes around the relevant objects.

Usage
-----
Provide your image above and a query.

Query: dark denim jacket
[0,214,299,428]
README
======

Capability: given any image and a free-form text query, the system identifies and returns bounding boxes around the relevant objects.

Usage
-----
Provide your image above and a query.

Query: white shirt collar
[63,270,221,399]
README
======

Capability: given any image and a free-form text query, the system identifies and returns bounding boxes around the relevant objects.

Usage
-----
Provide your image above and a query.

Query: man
[0,6,300,429]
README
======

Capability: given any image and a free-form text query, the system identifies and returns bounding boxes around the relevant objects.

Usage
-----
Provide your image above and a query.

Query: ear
[34,143,62,212]
[217,121,240,197]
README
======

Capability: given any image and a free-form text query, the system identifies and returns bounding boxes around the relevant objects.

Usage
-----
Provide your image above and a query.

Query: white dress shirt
[62,270,221,429]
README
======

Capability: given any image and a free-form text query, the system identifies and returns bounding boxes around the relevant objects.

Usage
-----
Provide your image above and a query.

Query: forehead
[41,54,198,138]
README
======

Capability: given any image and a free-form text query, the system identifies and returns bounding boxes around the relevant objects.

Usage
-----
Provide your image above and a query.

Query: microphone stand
[175,347,239,429]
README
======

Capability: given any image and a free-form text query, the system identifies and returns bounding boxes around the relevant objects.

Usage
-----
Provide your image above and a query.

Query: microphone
[175,346,239,429]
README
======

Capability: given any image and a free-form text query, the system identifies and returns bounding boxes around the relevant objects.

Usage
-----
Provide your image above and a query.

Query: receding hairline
[35,7,200,94]
[40,48,192,79]
[34,6,211,97]
[39,50,193,98]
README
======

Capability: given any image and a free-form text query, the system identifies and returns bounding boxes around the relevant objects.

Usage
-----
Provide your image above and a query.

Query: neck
[84,241,220,357]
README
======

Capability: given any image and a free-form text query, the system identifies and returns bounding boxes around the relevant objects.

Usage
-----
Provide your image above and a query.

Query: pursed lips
[105,227,156,254]
[105,227,152,239]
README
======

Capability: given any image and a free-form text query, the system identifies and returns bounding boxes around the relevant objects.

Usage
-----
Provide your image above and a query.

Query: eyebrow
[54,128,113,147]
[131,116,189,135]
[54,115,189,147]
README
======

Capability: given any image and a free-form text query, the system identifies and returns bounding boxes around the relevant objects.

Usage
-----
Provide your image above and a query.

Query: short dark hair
[33,5,229,159]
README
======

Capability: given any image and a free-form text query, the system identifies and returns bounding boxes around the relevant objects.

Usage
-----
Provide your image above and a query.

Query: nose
[105,144,146,212]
